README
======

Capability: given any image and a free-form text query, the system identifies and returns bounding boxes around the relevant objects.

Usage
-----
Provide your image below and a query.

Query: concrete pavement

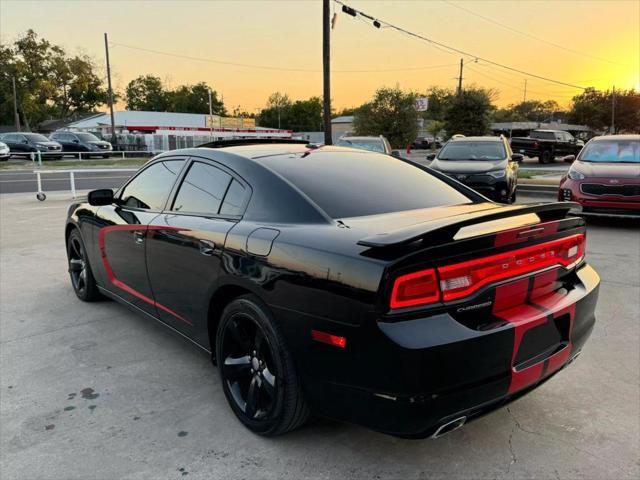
[0,191,638,479]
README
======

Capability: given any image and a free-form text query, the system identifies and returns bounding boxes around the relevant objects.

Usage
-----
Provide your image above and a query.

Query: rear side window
[530,131,555,140]
[120,160,184,210]
[261,151,471,218]
[220,180,247,216]
[172,162,232,214]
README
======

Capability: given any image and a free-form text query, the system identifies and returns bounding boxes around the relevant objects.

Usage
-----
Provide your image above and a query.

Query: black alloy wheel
[217,295,309,436]
[67,230,100,301]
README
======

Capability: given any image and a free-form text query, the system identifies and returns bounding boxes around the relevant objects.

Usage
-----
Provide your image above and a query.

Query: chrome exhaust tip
[431,416,466,439]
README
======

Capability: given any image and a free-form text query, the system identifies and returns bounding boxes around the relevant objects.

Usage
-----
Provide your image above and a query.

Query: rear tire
[216,294,309,436]
[67,229,101,302]
[539,150,553,164]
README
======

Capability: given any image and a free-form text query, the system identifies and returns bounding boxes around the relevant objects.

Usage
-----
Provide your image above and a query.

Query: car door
[145,158,250,340]
[93,158,186,315]
[7,134,26,154]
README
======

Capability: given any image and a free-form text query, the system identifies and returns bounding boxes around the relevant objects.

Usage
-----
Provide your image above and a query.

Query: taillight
[389,234,585,308]
[533,141,539,149]
[390,268,440,309]
[438,234,585,302]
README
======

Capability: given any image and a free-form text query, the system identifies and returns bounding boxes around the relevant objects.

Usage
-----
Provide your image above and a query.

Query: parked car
[66,139,599,438]
[427,135,521,203]
[411,137,431,149]
[336,135,401,157]
[0,132,63,159]
[49,131,113,158]
[0,141,9,161]
[558,134,639,217]
[510,129,583,164]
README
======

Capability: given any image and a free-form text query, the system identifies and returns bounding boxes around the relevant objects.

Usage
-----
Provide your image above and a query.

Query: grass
[0,157,148,170]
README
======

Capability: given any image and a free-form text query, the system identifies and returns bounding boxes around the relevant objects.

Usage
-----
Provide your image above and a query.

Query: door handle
[199,240,216,256]
[133,230,145,245]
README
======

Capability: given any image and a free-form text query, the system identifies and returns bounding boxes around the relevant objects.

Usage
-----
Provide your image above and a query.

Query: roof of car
[590,134,639,141]
[338,136,383,141]
[450,136,502,142]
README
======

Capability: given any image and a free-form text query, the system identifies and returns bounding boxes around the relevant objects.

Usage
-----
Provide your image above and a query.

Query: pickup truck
[510,129,584,164]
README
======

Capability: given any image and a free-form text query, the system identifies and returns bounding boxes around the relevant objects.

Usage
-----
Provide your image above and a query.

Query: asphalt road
[0,170,135,195]
[0,189,638,479]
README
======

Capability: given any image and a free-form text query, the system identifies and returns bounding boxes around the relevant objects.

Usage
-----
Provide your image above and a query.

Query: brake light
[533,141,540,149]
[389,234,585,308]
[390,268,440,309]
[438,234,585,301]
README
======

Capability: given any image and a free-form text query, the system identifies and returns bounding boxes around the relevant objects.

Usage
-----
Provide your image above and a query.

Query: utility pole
[322,0,332,144]
[611,85,616,134]
[457,58,464,95]
[104,33,117,147]
[11,75,20,131]
[208,89,214,140]
[523,79,527,103]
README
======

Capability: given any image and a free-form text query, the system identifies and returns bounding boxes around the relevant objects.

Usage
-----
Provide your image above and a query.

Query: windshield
[336,138,385,153]
[438,141,506,161]
[76,132,100,142]
[23,133,50,142]
[579,139,639,163]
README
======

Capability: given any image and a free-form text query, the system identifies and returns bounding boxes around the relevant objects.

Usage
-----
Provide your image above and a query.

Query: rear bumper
[300,264,599,437]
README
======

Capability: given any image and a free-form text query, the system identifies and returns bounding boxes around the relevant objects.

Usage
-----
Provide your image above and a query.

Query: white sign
[415,97,429,112]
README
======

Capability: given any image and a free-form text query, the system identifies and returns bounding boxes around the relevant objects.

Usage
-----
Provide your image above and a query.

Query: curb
[518,184,558,195]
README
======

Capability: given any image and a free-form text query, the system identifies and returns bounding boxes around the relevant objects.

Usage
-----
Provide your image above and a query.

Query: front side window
[438,141,506,161]
[120,160,184,210]
[172,162,232,214]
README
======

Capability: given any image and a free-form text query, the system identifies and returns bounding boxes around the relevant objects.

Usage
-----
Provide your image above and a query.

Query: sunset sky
[1,0,638,112]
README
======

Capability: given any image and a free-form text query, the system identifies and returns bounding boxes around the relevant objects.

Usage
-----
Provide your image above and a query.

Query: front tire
[67,229,101,301]
[216,294,309,436]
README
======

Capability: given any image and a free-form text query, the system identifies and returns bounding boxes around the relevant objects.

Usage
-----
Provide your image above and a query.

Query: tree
[125,75,169,111]
[568,88,639,132]
[169,82,225,115]
[0,30,107,127]
[257,92,292,129]
[353,87,418,147]
[492,100,562,123]
[288,97,323,131]
[426,120,445,140]
[422,86,454,121]
[443,87,494,138]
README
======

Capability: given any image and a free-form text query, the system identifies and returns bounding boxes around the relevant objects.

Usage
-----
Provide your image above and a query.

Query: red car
[559,135,640,217]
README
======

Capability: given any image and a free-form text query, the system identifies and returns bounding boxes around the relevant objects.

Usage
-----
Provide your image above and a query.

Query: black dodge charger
[65,140,599,438]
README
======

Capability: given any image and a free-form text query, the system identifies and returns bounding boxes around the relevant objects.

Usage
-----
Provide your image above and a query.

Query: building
[490,121,593,139]
[64,110,292,152]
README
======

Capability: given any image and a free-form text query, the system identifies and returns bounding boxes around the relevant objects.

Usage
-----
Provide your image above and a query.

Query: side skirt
[97,285,212,355]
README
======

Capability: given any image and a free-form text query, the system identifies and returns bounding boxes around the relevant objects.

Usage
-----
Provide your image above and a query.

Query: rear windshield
[438,141,506,161]
[579,139,639,163]
[261,151,472,218]
[530,131,555,140]
[336,138,385,153]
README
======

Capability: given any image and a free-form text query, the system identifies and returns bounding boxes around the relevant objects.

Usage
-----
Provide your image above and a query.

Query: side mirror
[511,153,524,163]
[88,189,114,206]
[562,155,576,163]
[22,139,29,144]
[426,153,436,160]
[391,150,402,158]
[73,139,80,143]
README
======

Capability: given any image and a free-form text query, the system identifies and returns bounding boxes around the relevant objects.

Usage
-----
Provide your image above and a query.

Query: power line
[465,65,576,99]
[334,0,588,91]
[442,0,623,66]
[110,42,457,74]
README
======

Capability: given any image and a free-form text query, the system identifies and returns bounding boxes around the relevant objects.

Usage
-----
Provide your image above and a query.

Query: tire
[539,150,553,164]
[510,189,517,203]
[216,294,309,436]
[67,229,101,302]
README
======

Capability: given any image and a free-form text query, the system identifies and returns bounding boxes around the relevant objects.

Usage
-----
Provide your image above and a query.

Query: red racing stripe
[99,224,193,326]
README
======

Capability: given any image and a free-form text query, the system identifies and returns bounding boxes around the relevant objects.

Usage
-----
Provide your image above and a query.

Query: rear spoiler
[357,202,579,248]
